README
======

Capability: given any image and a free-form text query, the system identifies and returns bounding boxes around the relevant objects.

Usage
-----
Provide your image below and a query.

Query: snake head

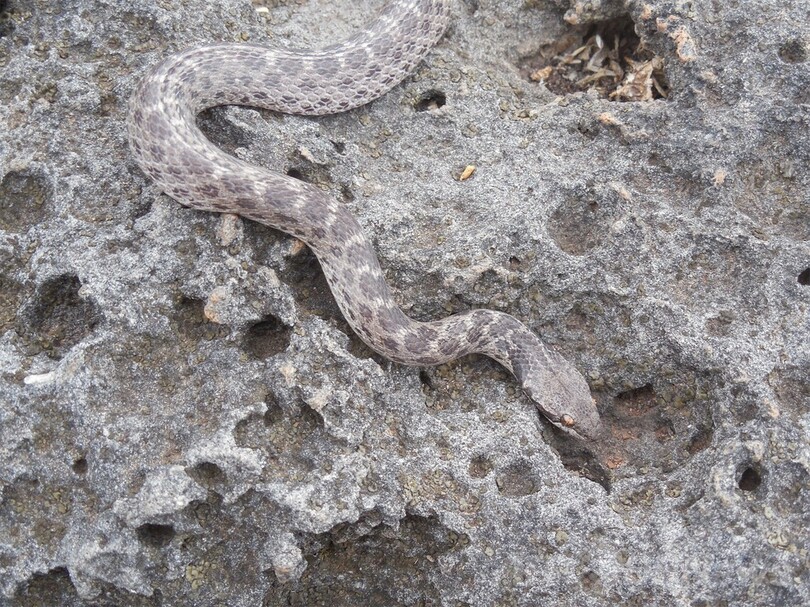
[521,356,602,442]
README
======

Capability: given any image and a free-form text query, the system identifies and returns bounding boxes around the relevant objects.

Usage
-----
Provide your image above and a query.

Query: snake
[126,0,601,440]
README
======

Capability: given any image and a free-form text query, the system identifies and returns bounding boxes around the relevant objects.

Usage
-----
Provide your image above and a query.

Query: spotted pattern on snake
[126,0,602,440]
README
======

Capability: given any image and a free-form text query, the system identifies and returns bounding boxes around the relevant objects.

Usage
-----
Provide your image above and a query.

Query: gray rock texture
[1,0,808,605]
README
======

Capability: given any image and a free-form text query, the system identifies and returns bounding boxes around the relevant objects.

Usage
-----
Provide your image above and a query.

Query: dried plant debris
[526,18,669,101]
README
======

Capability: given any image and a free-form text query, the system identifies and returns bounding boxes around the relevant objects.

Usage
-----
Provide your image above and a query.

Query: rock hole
[614,383,657,416]
[187,461,227,491]
[72,457,88,475]
[798,268,810,285]
[129,191,153,220]
[738,466,762,492]
[345,330,378,360]
[647,151,673,172]
[495,459,541,497]
[288,150,333,187]
[418,369,434,390]
[99,92,118,117]
[242,314,290,359]
[340,183,355,202]
[174,237,199,260]
[17,567,77,602]
[580,570,603,593]
[706,310,735,337]
[283,245,343,321]
[555,441,611,492]
[778,38,807,63]
[0,0,13,38]
[547,193,615,256]
[522,15,669,101]
[286,167,306,181]
[172,294,226,343]
[292,515,462,604]
[136,523,175,548]
[415,90,446,111]
[768,363,810,410]
[197,107,252,151]
[331,140,346,154]
[21,274,102,359]
[468,454,493,479]
[0,273,24,331]
[0,170,52,233]
[686,427,713,455]
[264,393,285,426]
[576,120,600,139]
[174,295,204,329]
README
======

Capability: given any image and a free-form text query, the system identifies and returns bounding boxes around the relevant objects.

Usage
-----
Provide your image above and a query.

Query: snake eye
[560,414,576,428]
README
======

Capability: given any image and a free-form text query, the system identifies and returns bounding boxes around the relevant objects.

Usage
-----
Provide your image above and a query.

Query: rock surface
[1,0,808,605]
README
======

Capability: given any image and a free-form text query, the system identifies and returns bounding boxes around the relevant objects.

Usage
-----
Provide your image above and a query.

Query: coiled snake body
[127,0,601,440]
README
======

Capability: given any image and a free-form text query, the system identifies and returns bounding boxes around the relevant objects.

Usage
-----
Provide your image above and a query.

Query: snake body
[127,0,601,440]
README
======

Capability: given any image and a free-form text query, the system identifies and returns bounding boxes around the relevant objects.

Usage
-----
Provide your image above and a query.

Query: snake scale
[126,0,601,440]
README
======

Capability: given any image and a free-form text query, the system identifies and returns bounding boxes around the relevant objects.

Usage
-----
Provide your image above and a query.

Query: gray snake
[126,0,601,440]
